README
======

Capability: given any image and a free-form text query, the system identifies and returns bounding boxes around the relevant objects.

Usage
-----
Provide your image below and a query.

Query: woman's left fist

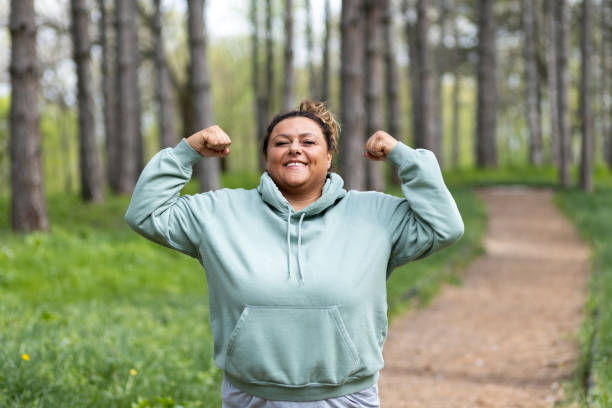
[364,131,398,161]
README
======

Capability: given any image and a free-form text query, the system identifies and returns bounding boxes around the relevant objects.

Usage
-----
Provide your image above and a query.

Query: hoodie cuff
[387,141,416,167]
[172,138,203,168]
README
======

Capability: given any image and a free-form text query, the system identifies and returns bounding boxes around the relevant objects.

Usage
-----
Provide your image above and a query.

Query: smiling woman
[125,99,464,407]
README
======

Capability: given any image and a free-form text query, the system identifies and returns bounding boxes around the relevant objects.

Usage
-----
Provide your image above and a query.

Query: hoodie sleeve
[124,138,210,259]
[380,142,464,277]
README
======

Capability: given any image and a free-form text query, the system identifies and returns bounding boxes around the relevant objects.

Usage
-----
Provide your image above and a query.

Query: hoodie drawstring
[297,213,305,282]
[286,209,306,282]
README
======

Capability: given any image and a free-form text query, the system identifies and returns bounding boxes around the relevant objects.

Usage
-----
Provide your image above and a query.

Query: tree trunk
[476,0,498,168]
[450,2,461,169]
[579,0,594,192]
[265,0,275,116]
[305,0,317,99]
[153,0,177,148]
[556,0,571,186]
[251,0,266,170]
[600,0,612,168]
[283,0,295,111]
[321,0,331,102]
[363,0,385,192]
[544,0,559,166]
[403,0,421,147]
[71,0,105,202]
[9,0,49,231]
[98,0,116,191]
[340,0,366,190]
[384,0,402,185]
[522,0,543,166]
[188,0,220,192]
[433,0,448,167]
[415,0,435,152]
[115,0,141,193]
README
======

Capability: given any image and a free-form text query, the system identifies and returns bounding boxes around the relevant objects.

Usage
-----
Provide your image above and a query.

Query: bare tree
[9,0,49,231]
[188,0,220,191]
[114,0,141,193]
[402,0,421,147]
[71,0,105,202]
[475,0,498,168]
[97,0,117,190]
[579,0,594,192]
[556,0,571,186]
[283,0,295,111]
[602,0,612,167]
[544,0,559,166]
[450,1,461,169]
[305,0,317,98]
[434,0,449,167]
[414,0,436,153]
[384,0,402,184]
[321,0,331,102]
[265,0,275,115]
[363,0,385,191]
[251,0,266,170]
[340,0,366,190]
[522,0,542,165]
[153,0,177,148]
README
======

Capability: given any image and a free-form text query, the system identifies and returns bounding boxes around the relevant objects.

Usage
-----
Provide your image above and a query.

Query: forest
[1,0,611,407]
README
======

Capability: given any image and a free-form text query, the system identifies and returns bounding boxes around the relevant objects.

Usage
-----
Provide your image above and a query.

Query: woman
[125,100,464,407]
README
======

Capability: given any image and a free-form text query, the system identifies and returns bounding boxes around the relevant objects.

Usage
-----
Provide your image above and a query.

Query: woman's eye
[275,141,288,146]
[303,140,315,145]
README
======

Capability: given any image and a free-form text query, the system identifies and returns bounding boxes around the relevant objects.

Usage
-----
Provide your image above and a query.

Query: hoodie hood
[257,172,347,283]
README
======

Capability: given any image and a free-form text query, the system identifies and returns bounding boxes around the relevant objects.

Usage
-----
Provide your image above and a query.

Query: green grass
[0,171,486,407]
[555,188,612,407]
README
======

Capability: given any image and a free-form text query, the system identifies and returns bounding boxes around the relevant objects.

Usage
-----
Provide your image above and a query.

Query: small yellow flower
[129,368,137,376]
[21,353,30,361]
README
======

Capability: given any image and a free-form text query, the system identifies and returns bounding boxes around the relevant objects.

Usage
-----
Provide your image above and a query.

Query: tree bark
[450,1,461,169]
[98,0,117,191]
[153,0,177,148]
[9,0,49,231]
[522,0,543,165]
[71,0,105,202]
[115,0,141,193]
[556,0,571,186]
[544,0,559,166]
[251,0,265,170]
[434,0,449,167]
[265,0,274,116]
[188,0,220,191]
[305,0,317,99]
[321,0,331,102]
[340,0,366,190]
[415,0,436,153]
[403,0,421,148]
[283,0,295,111]
[363,0,385,192]
[475,0,498,168]
[384,0,402,185]
[579,0,594,192]
[600,0,612,168]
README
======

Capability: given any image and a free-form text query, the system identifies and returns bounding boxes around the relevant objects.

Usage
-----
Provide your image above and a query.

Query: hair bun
[298,100,340,153]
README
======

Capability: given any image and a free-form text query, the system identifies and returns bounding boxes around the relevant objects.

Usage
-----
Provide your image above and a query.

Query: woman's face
[266,117,332,196]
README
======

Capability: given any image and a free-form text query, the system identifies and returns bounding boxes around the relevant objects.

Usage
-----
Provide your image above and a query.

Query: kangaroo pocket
[224,305,361,387]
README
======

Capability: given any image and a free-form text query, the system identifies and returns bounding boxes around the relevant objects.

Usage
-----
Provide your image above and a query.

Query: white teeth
[286,162,306,167]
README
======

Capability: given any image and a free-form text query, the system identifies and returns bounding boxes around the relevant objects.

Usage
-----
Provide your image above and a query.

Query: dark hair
[262,100,340,157]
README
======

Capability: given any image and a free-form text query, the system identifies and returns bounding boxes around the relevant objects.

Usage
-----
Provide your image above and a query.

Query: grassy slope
[0,171,485,408]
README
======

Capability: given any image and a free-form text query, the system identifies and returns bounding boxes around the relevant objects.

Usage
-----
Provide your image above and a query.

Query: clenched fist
[364,131,398,161]
[186,125,232,158]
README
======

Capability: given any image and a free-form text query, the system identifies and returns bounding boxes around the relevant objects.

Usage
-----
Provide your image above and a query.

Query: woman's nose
[288,140,301,153]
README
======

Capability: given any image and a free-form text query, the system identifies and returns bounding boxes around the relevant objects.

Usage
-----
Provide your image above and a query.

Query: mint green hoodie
[125,138,464,401]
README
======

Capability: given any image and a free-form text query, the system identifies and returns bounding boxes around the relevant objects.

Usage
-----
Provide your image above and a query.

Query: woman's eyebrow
[273,132,316,138]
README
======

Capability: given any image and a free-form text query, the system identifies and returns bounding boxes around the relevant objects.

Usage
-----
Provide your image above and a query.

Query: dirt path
[379,187,591,408]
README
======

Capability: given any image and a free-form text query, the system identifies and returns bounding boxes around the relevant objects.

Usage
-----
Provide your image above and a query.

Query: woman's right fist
[186,125,232,157]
